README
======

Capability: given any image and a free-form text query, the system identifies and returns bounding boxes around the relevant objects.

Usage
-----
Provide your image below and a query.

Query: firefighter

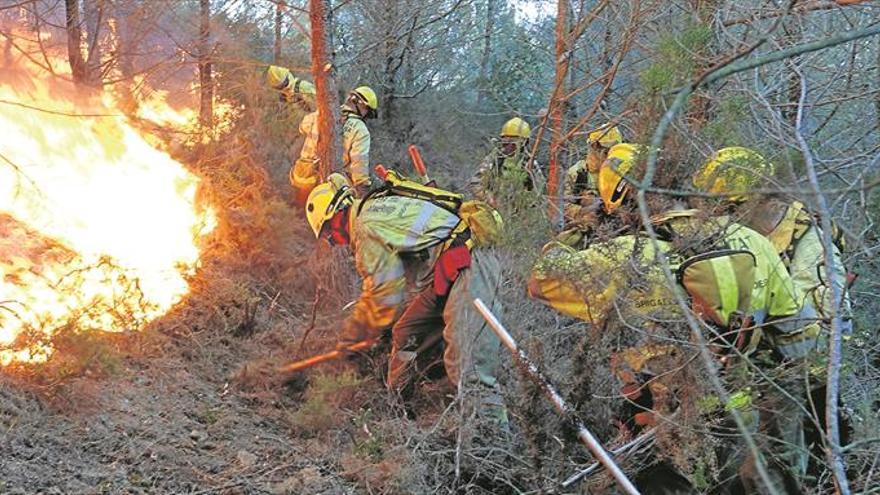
[563,123,623,228]
[693,146,854,480]
[529,143,812,493]
[290,86,379,203]
[304,173,505,423]
[470,117,542,208]
[266,65,316,110]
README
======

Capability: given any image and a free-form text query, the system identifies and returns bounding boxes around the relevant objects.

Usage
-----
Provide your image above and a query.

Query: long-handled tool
[408,145,431,184]
[277,339,377,374]
[473,298,641,495]
[278,330,446,375]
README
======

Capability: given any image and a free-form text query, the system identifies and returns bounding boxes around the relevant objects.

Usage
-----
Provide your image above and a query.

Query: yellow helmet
[352,86,378,110]
[598,143,642,213]
[500,117,531,139]
[588,124,623,148]
[266,65,290,90]
[693,147,775,202]
[305,173,354,238]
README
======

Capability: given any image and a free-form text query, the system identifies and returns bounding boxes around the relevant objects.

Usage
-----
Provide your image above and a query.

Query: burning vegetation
[0,52,216,365]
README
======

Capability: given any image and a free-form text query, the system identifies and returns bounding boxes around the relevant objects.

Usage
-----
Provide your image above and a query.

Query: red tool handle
[374,164,388,180]
[408,145,428,178]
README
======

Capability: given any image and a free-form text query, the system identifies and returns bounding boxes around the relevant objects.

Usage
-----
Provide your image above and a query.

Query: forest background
[1,0,879,493]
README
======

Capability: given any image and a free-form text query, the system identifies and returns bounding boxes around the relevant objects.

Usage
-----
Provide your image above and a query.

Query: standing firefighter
[304,172,506,423]
[291,86,379,203]
[693,146,853,479]
[470,117,542,207]
[266,65,316,110]
[563,123,623,228]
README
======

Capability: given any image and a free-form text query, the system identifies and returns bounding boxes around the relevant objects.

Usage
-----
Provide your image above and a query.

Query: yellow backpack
[676,249,761,353]
[363,169,504,247]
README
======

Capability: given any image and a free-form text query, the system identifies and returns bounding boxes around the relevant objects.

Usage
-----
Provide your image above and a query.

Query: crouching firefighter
[304,171,506,421]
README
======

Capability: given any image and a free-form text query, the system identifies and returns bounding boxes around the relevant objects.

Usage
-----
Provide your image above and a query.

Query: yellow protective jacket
[528,235,681,327]
[656,213,805,328]
[297,106,372,190]
[469,147,543,205]
[280,77,315,109]
[528,212,807,350]
[739,199,851,328]
[340,195,461,344]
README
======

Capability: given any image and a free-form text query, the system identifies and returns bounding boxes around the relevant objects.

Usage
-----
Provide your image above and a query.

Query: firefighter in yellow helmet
[304,173,505,423]
[470,117,543,207]
[563,124,623,228]
[528,144,814,492]
[266,65,316,110]
[291,86,378,204]
[694,146,854,480]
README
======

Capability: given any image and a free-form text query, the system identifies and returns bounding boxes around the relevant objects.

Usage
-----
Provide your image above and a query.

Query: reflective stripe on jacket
[341,196,461,342]
[341,109,371,189]
[296,109,372,189]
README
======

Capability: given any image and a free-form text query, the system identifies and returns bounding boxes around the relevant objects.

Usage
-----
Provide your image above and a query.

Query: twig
[294,286,324,359]
[561,427,658,488]
[629,13,880,495]
[791,62,852,495]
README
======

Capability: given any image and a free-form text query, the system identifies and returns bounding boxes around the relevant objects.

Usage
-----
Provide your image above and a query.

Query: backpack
[360,169,504,247]
[676,249,761,353]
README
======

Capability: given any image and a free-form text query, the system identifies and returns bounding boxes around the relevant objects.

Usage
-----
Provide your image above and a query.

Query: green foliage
[704,96,749,146]
[641,24,714,93]
[289,371,365,434]
[351,409,384,461]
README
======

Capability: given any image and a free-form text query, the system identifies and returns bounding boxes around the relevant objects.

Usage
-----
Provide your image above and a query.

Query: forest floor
[0,307,366,494]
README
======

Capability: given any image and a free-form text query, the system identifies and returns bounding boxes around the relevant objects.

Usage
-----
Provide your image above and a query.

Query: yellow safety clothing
[266,65,316,108]
[597,143,643,213]
[338,194,501,389]
[528,235,681,326]
[738,198,852,357]
[352,86,378,110]
[295,107,372,192]
[470,145,542,207]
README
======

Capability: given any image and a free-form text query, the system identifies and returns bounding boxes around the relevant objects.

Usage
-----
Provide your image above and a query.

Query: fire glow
[0,57,216,365]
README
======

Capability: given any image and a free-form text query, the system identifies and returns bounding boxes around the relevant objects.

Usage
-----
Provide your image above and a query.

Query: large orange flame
[0,56,216,365]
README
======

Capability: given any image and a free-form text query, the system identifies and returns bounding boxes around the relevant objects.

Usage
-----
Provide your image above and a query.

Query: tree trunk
[309,0,343,178]
[83,0,104,86]
[198,0,213,128]
[548,0,571,227]
[115,0,138,112]
[65,0,87,83]
[477,0,494,106]
[274,1,284,63]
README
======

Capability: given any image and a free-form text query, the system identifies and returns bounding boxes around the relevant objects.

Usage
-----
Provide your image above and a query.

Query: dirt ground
[0,318,365,494]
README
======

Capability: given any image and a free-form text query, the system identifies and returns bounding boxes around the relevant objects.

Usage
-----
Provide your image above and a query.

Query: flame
[0,56,216,365]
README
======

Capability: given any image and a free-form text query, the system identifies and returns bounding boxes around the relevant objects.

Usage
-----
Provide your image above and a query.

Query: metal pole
[473,298,641,495]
